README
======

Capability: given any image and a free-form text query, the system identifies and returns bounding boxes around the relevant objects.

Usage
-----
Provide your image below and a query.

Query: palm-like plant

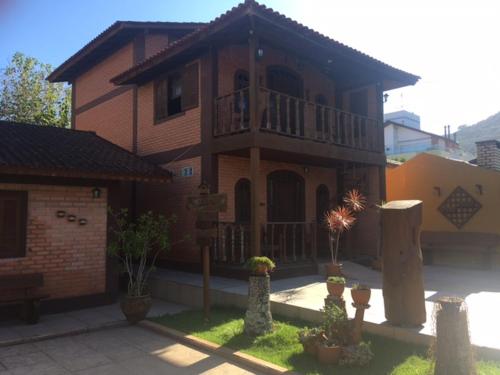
[325,189,366,264]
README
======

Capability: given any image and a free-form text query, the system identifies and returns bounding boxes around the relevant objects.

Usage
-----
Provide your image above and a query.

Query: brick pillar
[476,140,500,171]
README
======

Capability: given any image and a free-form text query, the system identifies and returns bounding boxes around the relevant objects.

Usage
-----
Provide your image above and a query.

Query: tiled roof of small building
[0,121,171,182]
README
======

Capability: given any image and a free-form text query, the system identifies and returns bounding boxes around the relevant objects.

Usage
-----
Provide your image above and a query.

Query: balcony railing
[214,87,382,152]
[213,221,317,264]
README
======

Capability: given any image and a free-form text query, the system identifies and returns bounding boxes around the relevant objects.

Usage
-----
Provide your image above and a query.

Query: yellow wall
[387,153,500,234]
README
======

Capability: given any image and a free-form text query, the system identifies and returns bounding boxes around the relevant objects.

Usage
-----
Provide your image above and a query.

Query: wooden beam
[250,146,261,256]
[248,22,259,133]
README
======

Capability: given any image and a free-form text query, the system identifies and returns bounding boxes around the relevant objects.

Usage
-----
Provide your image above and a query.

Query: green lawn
[152,307,500,375]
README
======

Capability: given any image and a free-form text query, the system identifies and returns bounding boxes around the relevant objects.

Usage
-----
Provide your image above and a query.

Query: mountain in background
[455,111,500,156]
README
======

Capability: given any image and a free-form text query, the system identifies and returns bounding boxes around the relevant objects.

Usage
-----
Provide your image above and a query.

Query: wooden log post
[381,200,426,326]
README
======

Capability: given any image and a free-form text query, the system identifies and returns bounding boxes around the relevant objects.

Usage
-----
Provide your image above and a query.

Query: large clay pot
[120,294,152,324]
[325,263,343,277]
[327,282,345,297]
[316,343,342,365]
[351,288,371,306]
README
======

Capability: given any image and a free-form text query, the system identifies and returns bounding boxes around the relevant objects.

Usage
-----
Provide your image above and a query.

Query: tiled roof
[0,121,171,182]
[112,0,419,86]
[48,21,206,82]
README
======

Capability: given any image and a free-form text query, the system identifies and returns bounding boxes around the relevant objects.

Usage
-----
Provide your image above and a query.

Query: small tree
[0,52,71,127]
[324,189,366,264]
[108,210,173,297]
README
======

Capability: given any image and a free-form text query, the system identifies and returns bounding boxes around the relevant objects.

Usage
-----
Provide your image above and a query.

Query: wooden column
[249,23,261,256]
[250,147,261,256]
[248,29,259,132]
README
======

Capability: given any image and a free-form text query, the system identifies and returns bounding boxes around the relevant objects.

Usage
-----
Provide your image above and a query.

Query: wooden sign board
[187,194,227,213]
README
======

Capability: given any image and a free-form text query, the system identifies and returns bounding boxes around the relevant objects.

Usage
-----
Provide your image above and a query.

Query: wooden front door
[267,170,305,222]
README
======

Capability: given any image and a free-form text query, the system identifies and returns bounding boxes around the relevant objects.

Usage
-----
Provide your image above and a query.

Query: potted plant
[317,304,350,364]
[108,209,172,323]
[351,283,371,306]
[298,327,322,355]
[324,189,366,277]
[326,276,346,298]
[245,256,276,276]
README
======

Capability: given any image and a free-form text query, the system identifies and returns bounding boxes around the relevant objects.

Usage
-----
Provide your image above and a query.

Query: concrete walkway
[0,325,261,374]
[150,262,500,353]
[0,299,187,347]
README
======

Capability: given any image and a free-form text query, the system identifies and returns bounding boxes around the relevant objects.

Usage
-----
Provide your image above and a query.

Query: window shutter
[154,79,168,121]
[0,191,27,258]
[182,62,199,110]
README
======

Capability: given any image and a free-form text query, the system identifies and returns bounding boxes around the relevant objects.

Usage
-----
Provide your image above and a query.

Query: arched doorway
[267,170,305,222]
[234,178,250,223]
[316,184,331,257]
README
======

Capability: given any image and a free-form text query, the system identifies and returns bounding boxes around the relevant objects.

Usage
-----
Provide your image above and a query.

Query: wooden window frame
[0,190,28,259]
[153,62,199,125]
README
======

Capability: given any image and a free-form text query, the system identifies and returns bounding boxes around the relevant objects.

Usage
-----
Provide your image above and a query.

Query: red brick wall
[74,43,134,108]
[218,155,337,224]
[0,184,107,300]
[145,33,170,59]
[136,60,201,156]
[75,90,134,151]
[217,43,337,108]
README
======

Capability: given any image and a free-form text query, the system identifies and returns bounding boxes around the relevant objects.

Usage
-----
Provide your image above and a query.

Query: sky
[1,0,499,135]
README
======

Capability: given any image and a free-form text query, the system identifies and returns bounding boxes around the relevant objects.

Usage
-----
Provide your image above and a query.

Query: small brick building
[0,121,170,311]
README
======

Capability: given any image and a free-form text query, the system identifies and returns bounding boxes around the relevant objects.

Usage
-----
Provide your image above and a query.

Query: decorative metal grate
[438,186,481,229]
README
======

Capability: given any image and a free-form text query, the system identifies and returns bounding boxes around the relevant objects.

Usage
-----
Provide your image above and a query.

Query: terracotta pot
[254,264,269,276]
[325,263,343,277]
[351,288,371,306]
[327,282,345,297]
[316,343,342,365]
[120,294,152,324]
[302,340,317,356]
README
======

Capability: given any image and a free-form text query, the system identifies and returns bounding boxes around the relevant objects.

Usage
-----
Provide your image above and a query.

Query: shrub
[340,342,374,366]
[327,276,346,284]
[245,256,276,273]
[352,283,370,290]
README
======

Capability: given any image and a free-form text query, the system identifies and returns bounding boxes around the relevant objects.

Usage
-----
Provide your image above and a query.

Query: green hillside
[455,112,500,156]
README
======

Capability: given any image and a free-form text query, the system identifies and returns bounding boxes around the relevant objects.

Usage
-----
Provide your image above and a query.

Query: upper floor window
[0,190,27,259]
[154,62,199,123]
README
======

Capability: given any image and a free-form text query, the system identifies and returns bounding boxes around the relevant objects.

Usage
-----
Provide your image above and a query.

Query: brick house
[48,1,419,275]
[0,122,170,311]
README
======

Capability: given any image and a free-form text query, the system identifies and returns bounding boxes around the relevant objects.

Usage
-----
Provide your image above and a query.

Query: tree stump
[381,200,426,326]
[244,275,273,335]
[434,297,476,375]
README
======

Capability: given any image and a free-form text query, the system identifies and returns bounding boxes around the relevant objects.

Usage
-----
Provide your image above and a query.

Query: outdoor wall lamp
[79,218,88,226]
[433,186,441,196]
[256,47,264,60]
[383,93,389,103]
[475,184,483,195]
[56,210,66,218]
[67,215,76,222]
[303,167,309,174]
[92,187,101,199]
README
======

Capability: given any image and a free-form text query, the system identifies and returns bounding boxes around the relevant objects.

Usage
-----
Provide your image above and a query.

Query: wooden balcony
[214,87,383,154]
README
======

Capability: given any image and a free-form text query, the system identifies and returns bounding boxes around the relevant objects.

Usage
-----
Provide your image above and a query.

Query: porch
[212,154,382,272]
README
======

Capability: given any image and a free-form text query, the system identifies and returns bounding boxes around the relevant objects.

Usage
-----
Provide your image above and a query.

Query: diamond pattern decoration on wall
[438,186,481,229]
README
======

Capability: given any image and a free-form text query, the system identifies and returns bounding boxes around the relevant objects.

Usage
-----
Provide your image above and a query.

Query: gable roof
[0,121,171,182]
[384,120,458,146]
[112,0,419,88]
[47,21,206,83]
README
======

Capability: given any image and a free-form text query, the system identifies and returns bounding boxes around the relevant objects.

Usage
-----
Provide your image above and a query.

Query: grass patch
[152,307,500,375]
